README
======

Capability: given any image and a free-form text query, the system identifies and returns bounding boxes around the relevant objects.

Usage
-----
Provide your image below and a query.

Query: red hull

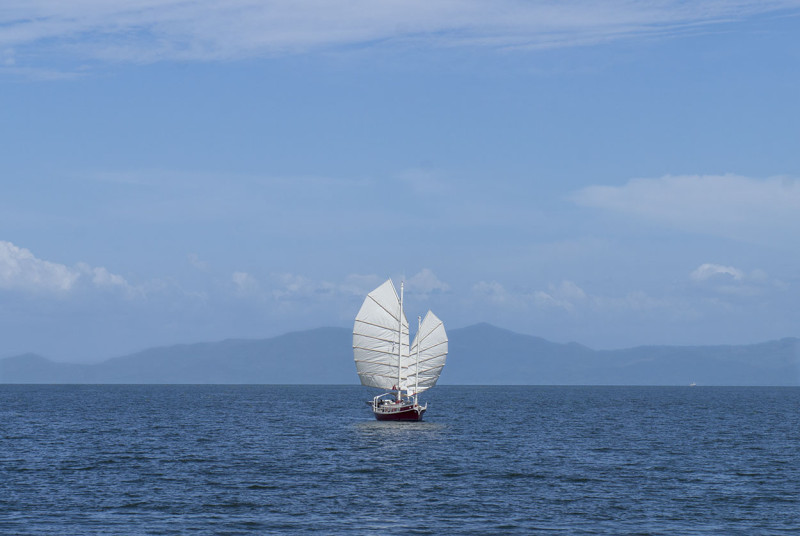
[373,405,426,421]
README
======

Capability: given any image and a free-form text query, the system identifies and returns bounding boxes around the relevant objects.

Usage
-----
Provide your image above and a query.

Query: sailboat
[353,279,448,421]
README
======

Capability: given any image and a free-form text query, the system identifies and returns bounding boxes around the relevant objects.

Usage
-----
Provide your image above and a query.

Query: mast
[415,315,420,406]
[397,281,403,402]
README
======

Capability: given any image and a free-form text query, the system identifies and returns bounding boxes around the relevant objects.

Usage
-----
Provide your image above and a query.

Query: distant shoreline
[2,325,798,386]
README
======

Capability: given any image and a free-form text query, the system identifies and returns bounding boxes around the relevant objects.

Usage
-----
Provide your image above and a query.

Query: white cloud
[84,264,143,298]
[0,240,79,293]
[406,268,449,298]
[0,240,136,296]
[2,1,799,67]
[472,280,514,306]
[269,273,330,301]
[572,174,800,245]
[688,263,786,297]
[89,265,126,287]
[690,263,744,282]
[338,273,383,298]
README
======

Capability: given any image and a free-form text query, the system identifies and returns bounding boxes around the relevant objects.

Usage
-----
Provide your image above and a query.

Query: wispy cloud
[232,271,260,296]
[85,265,129,289]
[269,273,324,301]
[187,253,208,271]
[689,263,786,297]
[472,279,593,311]
[533,280,588,312]
[470,275,758,317]
[3,1,799,69]
[69,167,526,237]
[268,269,447,303]
[471,277,671,317]
[472,280,512,306]
[395,169,449,198]
[572,174,800,245]
[338,274,384,299]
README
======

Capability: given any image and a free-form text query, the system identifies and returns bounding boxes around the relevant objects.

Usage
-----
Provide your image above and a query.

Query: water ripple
[2,385,799,534]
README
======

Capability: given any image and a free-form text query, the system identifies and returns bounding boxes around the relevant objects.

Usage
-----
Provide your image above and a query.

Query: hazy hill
[1,327,352,384]
[445,323,799,385]
[1,324,798,385]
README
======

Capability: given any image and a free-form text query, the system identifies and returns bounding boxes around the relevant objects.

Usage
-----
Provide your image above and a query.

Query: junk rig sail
[353,279,448,421]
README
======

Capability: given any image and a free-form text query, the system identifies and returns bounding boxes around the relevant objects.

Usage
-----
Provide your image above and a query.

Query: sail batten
[358,372,401,379]
[354,319,409,334]
[354,349,404,355]
[412,355,447,367]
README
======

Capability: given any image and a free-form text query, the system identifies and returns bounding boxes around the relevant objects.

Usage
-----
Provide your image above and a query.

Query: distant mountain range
[1,323,799,385]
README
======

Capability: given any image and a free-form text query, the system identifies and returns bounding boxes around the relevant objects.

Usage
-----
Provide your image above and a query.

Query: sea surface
[1,385,799,535]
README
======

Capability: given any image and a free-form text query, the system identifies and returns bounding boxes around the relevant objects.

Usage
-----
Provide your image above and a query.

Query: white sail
[407,310,448,395]
[353,279,409,390]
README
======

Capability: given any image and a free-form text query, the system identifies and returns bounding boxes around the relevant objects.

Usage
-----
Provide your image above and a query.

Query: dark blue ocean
[1,385,799,535]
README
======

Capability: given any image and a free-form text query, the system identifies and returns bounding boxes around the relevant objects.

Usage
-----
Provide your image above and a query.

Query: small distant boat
[353,279,448,421]
[689,382,697,387]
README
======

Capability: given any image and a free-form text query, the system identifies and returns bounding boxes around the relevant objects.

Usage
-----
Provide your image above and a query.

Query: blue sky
[2,1,800,361]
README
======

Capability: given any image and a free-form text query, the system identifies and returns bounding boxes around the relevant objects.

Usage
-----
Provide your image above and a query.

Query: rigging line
[358,376,406,383]
[366,294,399,323]
[358,371,400,378]
[401,354,445,365]
[355,348,407,363]
[354,358,409,365]
[357,361,411,367]
[356,357,411,364]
